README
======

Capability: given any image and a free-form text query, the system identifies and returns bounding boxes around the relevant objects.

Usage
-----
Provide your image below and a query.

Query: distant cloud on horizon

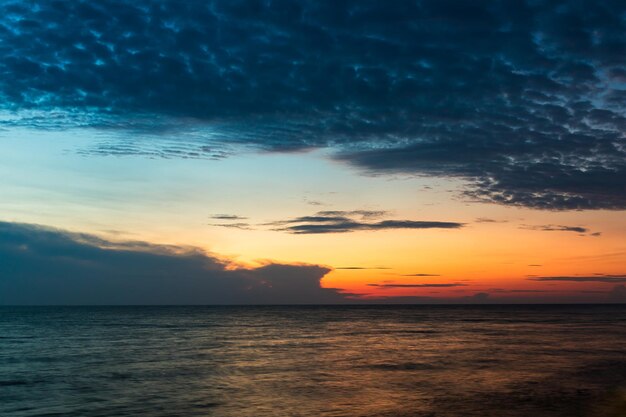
[529,275,626,283]
[0,221,347,305]
[367,283,466,288]
[335,266,392,270]
[609,285,626,302]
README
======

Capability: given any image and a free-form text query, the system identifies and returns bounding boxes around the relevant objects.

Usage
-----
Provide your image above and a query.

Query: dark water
[1,306,625,417]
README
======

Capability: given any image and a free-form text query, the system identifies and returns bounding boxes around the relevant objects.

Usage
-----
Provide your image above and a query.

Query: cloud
[335,266,391,270]
[475,218,508,223]
[465,292,490,302]
[210,214,248,220]
[280,220,464,234]
[0,1,624,210]
[208,214,252,230]
[608,285,626,302]
[269,210,464,234]
[400,273,440,277]
[0,221,350,305]
[521,224,590,233]
[529,275,626,283]
[316,210,389,219]
[208,222,252,230]
[2,221,622,305]
[367,283,466,288]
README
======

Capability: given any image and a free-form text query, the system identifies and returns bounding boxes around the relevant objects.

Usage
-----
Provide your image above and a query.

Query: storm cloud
[1,1,625,209]
[0,221,348,305]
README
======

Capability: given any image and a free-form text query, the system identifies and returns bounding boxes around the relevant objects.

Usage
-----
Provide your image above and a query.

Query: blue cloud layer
[1,0,625,209]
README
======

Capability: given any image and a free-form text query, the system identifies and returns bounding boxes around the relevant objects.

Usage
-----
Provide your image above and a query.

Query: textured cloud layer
[1,0,625,209]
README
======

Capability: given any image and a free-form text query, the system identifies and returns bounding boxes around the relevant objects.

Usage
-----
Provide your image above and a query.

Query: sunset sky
[1,0,625,304]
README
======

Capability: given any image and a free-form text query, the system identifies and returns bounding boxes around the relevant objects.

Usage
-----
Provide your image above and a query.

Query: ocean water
[1,305,625,417]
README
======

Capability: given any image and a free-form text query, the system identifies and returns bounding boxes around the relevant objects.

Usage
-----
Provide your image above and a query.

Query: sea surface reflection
[1,305,625,416]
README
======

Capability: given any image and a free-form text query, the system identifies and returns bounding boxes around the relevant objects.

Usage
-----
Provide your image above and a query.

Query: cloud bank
[0,1,624,210]
[0,221,622,305]
[0,221,347,305]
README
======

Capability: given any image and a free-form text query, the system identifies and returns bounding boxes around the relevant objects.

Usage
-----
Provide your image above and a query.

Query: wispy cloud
[316,210,389,219]
[475,218,508,223]
[400,273,441,277]
[269,210,464,234]
[208,223,252,230]
[335,266,392,270]
[529,275,626,283]
[367,283,466,288]
[521,224,590,234]
[521,224,603,237]
[208,214,252,230]
[210,214,248,220]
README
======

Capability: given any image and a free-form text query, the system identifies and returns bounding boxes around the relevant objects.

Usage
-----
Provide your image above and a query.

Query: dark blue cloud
[1,0,625,209]
[0,221,348,304]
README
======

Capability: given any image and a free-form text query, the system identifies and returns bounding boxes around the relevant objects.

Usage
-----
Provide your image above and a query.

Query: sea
[1,305,625,417]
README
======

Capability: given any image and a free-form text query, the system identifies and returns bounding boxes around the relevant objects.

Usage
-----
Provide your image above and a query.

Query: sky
[0,0,625,304]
